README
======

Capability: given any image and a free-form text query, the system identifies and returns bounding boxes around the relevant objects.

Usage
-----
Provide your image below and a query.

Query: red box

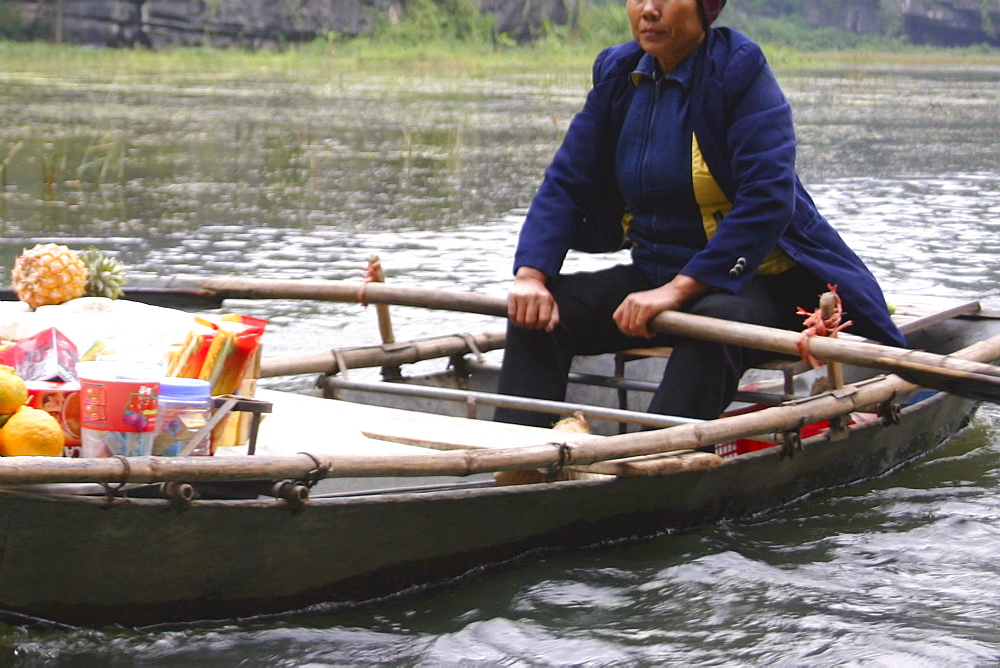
[25,381,82,457]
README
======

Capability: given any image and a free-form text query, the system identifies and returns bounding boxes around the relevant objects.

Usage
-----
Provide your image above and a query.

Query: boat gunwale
[0,381,969,510]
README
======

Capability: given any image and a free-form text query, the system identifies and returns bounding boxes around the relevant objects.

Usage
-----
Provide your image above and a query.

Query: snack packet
[166,315,266,395]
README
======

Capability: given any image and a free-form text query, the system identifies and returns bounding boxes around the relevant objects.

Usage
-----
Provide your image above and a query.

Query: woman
[494,0,904,426]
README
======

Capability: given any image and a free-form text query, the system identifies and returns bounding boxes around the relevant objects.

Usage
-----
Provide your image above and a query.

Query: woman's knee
[686,288,780,326]
[687,292,754,322]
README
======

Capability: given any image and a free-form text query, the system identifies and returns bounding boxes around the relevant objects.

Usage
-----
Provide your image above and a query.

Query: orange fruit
[0,366,28,415]
[0,405,65,457]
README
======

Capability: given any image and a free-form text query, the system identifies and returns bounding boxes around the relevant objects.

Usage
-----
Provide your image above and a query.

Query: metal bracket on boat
[268,452,331,509]
[543,442,573,481]
[465,395,478,420]
[827,414,852,441]
[270,480,310,509]
[447,353,467,377]
[160,481,196,509]
[878,394,902,426]
[779,424,803,459]
[378,341,409,381]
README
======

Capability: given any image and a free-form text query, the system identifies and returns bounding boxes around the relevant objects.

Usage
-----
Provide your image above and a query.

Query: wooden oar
[200,277,506,316]
[198,277,1000,403]
[649,310,1000,403]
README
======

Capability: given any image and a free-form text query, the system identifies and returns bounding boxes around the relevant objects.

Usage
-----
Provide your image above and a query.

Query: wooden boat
[0,278,998,628]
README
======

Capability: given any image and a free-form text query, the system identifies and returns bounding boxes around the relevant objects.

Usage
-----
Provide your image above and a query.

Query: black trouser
[494,263,826,426]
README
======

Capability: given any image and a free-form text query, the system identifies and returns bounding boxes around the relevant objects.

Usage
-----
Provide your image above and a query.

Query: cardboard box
[25,381,82,457]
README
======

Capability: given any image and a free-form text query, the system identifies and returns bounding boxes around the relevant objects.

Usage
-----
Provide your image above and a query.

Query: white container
[153,377,213,456]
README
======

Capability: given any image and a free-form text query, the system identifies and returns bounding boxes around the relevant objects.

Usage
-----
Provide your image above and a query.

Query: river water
[0,57,998,665]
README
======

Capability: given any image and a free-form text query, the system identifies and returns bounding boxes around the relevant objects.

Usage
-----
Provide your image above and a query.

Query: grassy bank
[0,1,997,83]
[1,40,997,86]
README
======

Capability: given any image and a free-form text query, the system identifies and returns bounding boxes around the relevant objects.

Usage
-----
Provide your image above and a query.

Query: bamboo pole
[1,331,997,486]
[366,256,395,346]
[0,374,929,485]
[258,331,506,378]
[183,277,1000,401]
[365,255,401,379]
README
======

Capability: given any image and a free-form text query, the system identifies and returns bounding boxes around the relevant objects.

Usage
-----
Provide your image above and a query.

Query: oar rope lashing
[795,284,853,369]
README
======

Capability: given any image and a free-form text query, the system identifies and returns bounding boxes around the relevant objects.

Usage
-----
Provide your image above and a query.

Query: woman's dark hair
[695,2,710,31]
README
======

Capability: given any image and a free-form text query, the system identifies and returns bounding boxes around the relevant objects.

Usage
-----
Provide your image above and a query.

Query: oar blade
[873,356,1000,403]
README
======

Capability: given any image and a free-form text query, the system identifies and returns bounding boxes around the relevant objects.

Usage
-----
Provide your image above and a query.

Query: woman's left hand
[613,274,709,338]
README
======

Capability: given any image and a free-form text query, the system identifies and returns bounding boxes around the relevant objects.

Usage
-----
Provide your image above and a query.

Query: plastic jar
[152,378,213,456]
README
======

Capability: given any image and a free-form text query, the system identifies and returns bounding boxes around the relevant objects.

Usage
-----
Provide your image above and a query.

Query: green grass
[0,0,996,84]
[1,40,996,85]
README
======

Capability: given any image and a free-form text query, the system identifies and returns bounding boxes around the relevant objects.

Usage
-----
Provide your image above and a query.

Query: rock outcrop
[802,0,883,35]
[5,0,400,49]
[896,0,998,46]
[3,0,997,49]
[481,0,578,43]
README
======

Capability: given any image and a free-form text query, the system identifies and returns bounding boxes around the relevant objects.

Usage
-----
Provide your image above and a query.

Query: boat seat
[612,346,803,410]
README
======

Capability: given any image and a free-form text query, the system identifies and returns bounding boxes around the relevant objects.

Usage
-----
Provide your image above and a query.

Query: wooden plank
[241,389,598,456]
[215,389,445,458]
[892,298,981,335]
[359,410,601,451]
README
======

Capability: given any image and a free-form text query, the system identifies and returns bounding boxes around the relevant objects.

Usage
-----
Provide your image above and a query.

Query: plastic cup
[77,361,160,458]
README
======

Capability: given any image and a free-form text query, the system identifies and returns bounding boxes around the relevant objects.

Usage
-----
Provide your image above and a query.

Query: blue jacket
[514,29,905,347]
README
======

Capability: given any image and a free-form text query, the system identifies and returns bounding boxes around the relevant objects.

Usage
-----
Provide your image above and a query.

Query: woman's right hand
[507,267,559,332]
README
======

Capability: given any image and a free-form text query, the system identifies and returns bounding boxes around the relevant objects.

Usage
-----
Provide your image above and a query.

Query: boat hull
[0,304,996,627]
[0,387,976,627]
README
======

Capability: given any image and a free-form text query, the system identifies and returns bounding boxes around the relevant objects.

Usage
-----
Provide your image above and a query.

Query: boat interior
[2,294,995,502]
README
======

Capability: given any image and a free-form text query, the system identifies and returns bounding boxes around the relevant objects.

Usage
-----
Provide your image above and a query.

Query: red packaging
[25,381,82,457]
[0,328,79,382]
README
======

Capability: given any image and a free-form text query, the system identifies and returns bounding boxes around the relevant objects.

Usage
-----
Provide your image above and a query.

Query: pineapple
[79,247,126,300]
[10,244,127,309]
[11,244,88,309]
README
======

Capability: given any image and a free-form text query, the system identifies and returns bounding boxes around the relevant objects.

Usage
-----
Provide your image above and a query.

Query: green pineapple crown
[78,247,127,299]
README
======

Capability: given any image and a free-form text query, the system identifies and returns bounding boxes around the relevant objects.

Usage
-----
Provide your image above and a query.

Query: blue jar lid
[158,377,211,400]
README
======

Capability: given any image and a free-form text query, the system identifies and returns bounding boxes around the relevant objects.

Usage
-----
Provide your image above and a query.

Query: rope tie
[101,455,132,504]
[457,332,485,364]
[357,258,382,307]
[795,284,854,369]
[297,452,331,489]
[544,442,572,481]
